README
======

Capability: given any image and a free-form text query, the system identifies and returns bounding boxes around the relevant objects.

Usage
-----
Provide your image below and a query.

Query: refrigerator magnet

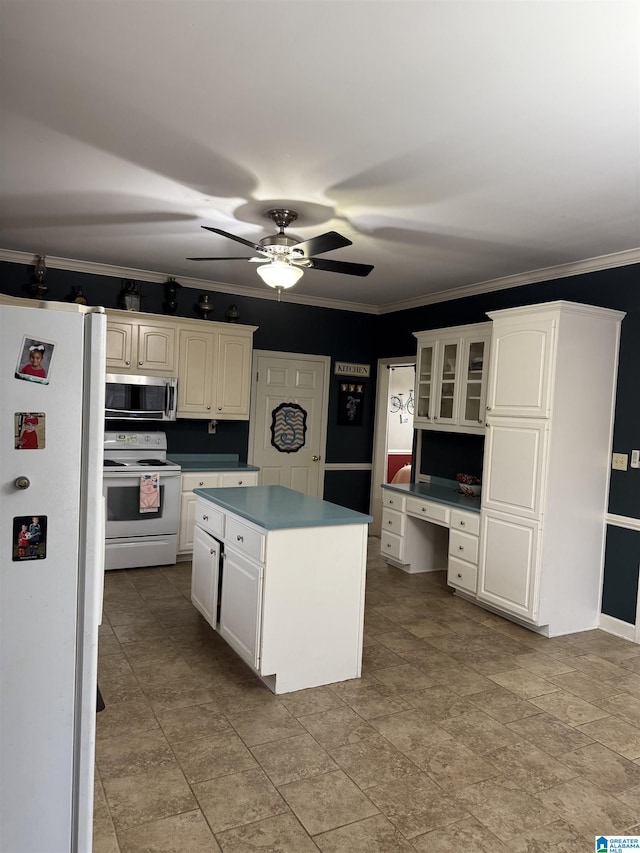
[14,412,45,449]
[12,515,47,561]
[14,337,55,385]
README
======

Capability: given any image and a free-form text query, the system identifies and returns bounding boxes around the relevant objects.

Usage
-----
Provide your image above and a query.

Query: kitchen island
[192,485,372,694]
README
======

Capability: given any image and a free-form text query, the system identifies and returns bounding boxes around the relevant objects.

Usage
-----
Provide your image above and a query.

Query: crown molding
[2,246,639,317]
[377,247,640,315]
[0,249,379,315]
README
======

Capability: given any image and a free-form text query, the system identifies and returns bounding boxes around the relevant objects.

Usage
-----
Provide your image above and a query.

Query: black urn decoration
[162,277,182,314]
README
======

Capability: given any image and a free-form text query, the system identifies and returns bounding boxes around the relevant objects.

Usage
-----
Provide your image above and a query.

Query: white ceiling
[1,1,639,313]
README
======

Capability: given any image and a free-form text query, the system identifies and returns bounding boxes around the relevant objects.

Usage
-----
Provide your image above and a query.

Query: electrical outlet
[632,450,640,469]
[207,420,217,435]
[612,452,628,471]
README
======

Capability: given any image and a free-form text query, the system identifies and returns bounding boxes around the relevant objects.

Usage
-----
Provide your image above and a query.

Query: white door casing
[248,351,329,497]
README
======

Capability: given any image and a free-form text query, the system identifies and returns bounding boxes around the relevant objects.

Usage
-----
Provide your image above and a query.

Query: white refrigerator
[0,297,106,852]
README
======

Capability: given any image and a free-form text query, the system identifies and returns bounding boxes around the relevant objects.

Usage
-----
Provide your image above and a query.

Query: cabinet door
[137,324,177,373]
[177,327,216,416]
[215,331,252,419]
[486,318,555,418]
[219,547,263,670]
[482,419,548,520]
[219,471,259,487]
[478,511,541,622]
[191,525,220,627]
[414,340,436,425]
[433,339,460,426]
[459,334,490,429]
[178,492,198,553]
[106,321,135,371]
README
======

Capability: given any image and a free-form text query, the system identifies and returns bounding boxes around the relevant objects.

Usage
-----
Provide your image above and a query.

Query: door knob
[14,476,30,490]
[312,455,321,461]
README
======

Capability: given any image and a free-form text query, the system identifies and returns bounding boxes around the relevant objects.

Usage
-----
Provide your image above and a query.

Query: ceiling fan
[187,208,374,293]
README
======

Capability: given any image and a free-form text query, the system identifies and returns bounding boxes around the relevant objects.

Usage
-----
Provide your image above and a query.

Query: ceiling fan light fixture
[256,261,303,290]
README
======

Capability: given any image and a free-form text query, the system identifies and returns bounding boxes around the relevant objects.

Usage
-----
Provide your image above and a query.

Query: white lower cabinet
[178,470,258,555]
[192,496,367,693]
[478,511,541,622]
[219,547,263,670]
[191,525,220,627]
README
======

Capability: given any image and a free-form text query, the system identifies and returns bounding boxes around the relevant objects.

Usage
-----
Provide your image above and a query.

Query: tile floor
[94,538,640,852]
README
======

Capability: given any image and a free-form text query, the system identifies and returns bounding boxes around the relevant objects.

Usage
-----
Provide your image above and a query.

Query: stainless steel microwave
[105,373,177,421]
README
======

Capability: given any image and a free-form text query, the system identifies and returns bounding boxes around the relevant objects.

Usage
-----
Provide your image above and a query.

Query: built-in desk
[381,479,481,594]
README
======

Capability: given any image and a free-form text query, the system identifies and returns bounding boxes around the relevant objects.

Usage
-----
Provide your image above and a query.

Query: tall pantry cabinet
[478,301,624,636]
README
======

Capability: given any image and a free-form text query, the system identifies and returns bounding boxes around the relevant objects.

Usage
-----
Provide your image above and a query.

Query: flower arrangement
[456,473,481,496]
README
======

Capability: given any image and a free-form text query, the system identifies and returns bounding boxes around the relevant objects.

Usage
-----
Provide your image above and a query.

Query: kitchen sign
[334,362,370,378]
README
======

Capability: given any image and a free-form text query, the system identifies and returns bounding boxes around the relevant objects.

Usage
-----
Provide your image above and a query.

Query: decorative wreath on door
[270,402,307,453]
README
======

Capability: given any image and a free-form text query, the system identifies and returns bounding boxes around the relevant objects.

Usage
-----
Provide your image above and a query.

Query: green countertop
[168,453,260,473]
[194,485,373,530]
[382,478,481,513]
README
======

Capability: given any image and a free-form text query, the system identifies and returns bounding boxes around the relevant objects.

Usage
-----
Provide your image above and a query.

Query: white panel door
[250,353,328,497]
[478,510,541,622]
[482,418,549,519]
[486,318,555,418]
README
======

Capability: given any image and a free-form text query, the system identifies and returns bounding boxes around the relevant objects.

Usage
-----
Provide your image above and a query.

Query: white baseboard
[599,612,636,642]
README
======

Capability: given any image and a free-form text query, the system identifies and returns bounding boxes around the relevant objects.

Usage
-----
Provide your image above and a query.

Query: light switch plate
[612,452,628,471]
[632,450,640,469]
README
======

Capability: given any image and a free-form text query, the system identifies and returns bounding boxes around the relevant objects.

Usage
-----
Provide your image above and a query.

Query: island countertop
[168,453,260,473]
[194,485,373,530]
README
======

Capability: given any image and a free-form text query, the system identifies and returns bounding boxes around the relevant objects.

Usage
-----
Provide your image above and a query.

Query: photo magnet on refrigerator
[14,337,55,385]
[12,515,47,561]
[14,412,45,449]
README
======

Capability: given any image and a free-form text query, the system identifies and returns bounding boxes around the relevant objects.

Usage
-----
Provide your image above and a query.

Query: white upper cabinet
[485,316,555,418]
[413,322,491,434]
[106,313,177,375]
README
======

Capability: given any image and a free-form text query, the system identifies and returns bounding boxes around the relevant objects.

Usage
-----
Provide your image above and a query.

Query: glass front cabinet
[413,322,491,434]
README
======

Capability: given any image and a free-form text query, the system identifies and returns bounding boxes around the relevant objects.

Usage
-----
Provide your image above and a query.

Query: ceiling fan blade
[201,226,261,251]
[187,256,254,261]
[309,257,374,277]
[293,231,352,257]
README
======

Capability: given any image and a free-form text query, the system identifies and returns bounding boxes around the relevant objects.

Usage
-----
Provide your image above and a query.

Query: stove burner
[136,459,169,466]
[103,459,126,467]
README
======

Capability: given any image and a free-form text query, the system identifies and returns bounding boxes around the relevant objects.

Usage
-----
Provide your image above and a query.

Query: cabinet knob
[199,481,204,486]
[217,406,223,411]
[458,545,464,551]
[389,499,394,505]
[388,520,392,525]
[207,405,211,410]
[210,549,214,555]
[457,572,463,578]
[237,534,244,542]
[421,507,426,513]
[486,405,492,411]
[125,360,130,366]
[238,480,243,485]
[14,476,30,490]
[138,361,143,366]
[460,520,465,526]
[478,418,483,424]
[386,543,391,548]
[202,515,208,521]
[434,416,438,421]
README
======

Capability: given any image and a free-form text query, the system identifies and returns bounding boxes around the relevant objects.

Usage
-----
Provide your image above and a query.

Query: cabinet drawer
[382,490,406,511]
[447,557,478,593]
[183,472,220,491]
[382,507,405,536]
[450,509,480,536]
[219,471,259,487]
[380,530,405,562]
[406,497,449,526]
[448,529,479,565]
[226,516,265,563]
[195,500,225,538]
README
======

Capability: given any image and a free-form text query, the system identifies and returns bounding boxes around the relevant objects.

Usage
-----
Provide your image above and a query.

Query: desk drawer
[450,509,480,536]
[448,529,479,565]
[226,516,265,563]
[383,490,406,512]
[195,500,225,538]
[381,530,405,562]
[382,507,405,536]
[406,497,449,526]
[448,557,478,593]
[184,472,220,491]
